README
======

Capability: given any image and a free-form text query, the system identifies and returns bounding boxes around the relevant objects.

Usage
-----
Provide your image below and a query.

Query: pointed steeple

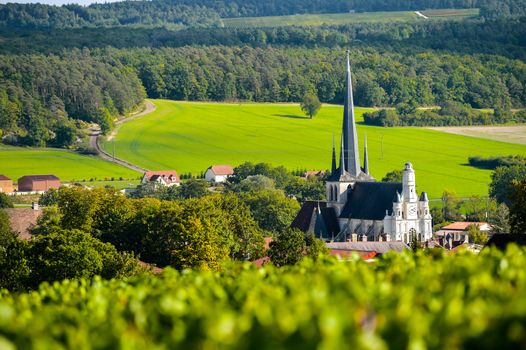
[342,50,361,177]
[363,133,369,175]
[331,133,337,175]
[339,132,346,177]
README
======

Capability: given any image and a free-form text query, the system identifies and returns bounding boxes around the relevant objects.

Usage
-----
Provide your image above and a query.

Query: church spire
[342,50,361,177]
[363,133,369,175]
[331,133,337,175]
[339,132,346,177]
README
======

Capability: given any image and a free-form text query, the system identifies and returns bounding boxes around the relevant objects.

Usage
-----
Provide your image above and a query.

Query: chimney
[351,233,358,242]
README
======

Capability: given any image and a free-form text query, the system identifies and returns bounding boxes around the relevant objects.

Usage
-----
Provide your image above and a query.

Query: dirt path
[415,11,429,19]
[89,100,156,173]
[430,125,526,145]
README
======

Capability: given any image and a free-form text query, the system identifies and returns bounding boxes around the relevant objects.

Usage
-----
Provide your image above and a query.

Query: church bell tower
[326,50,374,215]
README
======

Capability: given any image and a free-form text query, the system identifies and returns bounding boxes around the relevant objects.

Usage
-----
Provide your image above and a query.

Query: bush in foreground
[1,247,526,349]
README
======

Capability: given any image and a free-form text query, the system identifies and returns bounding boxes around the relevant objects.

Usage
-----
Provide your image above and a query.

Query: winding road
[89,100,156,173]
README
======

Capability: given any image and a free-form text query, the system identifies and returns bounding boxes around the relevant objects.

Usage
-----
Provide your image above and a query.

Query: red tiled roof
[0,175,11,181]
[209,165,234,176]
[330,249,377,260]
[253,256,270,268]
[441,222,489,231]
[4,208,42,240]
[303,170,326,178]
[138,260,164,274]
[144,170,179,183]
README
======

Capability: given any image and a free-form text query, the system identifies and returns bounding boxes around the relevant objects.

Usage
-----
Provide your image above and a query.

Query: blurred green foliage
[1,246,525,349]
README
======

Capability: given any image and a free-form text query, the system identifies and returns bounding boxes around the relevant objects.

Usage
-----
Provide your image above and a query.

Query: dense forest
[2,18,525,60]
[0,0,524,148]
[0,52,145,147]
[0,0,525,29]
[99,46,525,108]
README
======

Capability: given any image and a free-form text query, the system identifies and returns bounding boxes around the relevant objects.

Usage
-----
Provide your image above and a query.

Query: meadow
[221,8,479,27]
[102,99,526,200]
[0,145,139,183]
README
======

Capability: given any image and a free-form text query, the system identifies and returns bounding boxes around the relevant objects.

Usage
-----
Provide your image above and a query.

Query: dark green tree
[490,165,526,206]
[300,92,321,119]
[0,193,14,208]
[268,228,306,267]
[381,170,403,183]
[509,179,526,235]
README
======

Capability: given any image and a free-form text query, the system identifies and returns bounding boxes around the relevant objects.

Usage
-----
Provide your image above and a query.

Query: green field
[0,145,139,183]
[221,8,479,27]
[102,99,526,200]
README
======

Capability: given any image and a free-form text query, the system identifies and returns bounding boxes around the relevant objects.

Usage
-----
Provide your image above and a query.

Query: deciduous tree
[300,92,321,119]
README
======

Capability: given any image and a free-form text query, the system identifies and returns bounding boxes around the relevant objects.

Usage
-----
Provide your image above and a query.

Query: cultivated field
[221,8,479,27]
[0,145,139,183]
[420,8,480,18]
[430,125,526,145]
[102,100,526,199]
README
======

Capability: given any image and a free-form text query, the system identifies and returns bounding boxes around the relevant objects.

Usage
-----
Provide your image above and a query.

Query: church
[291,52,433,244]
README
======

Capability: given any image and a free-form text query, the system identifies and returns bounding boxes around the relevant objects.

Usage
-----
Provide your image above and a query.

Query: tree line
[1,17,525,61]
[97,46,524,108]
[0,0,524,30]
[363,102,526,127]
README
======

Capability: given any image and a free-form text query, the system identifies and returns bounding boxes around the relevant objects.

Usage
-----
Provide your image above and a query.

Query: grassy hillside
[102,99,526,200]
[221,8,479,27]
[0,145,139,183]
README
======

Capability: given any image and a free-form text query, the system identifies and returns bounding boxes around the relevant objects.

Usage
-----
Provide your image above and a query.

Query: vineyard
[1,247,525,349]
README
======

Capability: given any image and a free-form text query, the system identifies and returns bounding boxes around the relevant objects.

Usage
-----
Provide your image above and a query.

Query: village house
[17,175,60,193]
[4,204,42,240]
[142,170,180,187]
[302,170,326,179]
[0,175,13,193]
[204,165,234,183]
[435,221,492,244]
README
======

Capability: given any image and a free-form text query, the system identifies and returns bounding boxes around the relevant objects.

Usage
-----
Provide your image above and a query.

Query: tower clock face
[409,205,417,215]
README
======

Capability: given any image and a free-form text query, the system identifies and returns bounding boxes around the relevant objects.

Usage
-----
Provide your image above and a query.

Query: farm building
[142,170,180,187]
[205,165,234,183]
[291,51,432,244]
[17,175,60,192]
[435,222,491,243]
[0,175,13,193]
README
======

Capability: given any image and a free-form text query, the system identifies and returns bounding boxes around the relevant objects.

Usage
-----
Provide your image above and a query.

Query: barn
[0,175,13,193]
[17,175,61,192]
